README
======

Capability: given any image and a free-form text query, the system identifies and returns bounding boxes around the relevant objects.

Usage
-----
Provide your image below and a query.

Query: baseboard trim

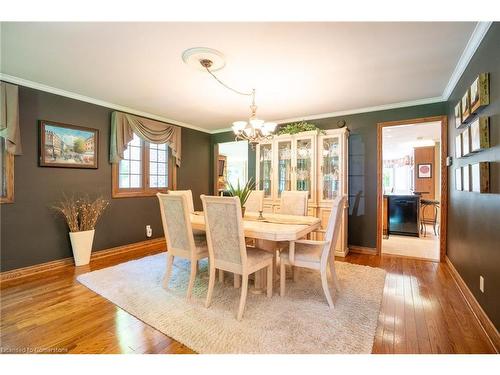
[0,237,166,283]
[349,245,377,255]
[445,256,499,353]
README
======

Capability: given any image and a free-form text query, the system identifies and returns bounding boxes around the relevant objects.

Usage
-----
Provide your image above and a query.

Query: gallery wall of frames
[453,73,491,193]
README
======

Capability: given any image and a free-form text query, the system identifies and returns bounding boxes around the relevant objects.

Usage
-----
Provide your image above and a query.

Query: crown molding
[210,96,444,134]
[0,73,211,134]
[3,22,490,135]
[442,21,492,100]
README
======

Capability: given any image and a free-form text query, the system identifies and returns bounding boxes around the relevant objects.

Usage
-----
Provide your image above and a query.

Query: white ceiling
[383,122,441,160]
[1,22,477,132]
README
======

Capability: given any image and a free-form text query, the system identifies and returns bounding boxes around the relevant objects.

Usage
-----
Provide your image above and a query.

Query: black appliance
[387,195,420,237]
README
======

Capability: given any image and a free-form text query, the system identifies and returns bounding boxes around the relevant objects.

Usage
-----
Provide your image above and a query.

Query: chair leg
[329,259,341,292]
[162,253,174,289]
[237,274,249,321]
[205,264,216,308]
[234,274,241,288]
[320,268,334,309]
[280,260,286,297]
[186,259,197,299]
[267,264,273,298]
[219,270,224,283]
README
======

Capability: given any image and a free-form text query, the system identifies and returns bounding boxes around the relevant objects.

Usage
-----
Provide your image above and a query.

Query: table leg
[252,239,278,294]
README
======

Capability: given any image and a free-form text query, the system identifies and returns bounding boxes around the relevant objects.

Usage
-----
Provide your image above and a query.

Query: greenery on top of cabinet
[277,121,326,136]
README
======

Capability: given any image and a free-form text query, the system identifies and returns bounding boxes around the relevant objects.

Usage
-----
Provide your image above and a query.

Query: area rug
[77,252,386,354]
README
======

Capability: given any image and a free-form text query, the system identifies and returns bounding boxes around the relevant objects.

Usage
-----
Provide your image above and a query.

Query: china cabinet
[255,128,349,256]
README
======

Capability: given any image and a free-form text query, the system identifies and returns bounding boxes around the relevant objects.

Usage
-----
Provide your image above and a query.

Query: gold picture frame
[471,162,490,193]
[470,117,489,152]
[461,126,470,157]
[470,73,489,114]
[454,102,462,128]
[461,90,471,123]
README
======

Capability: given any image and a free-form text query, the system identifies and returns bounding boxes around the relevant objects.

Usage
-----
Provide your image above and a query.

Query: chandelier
[182,48,277,147]
[231,88,277,147]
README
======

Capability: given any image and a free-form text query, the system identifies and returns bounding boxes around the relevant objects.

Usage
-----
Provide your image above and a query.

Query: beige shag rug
[77,253,386,354]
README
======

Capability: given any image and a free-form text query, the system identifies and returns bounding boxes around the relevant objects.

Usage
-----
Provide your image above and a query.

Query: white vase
[69,229,95,266]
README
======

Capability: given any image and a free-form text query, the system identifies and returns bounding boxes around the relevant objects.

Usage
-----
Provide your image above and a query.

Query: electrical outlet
[479,276,484,293]
[146,225,152,238]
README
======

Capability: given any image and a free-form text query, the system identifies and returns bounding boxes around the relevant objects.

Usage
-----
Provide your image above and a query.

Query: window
[0,138,14,203]
[112,133,175,198]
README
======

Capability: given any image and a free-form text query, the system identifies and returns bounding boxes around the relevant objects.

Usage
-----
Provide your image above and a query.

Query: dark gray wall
[211,103,446,248]
[0,86,211,271]
[446,23,500,329]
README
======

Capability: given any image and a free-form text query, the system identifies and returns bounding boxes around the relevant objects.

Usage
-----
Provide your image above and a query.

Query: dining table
[190,211,321,290]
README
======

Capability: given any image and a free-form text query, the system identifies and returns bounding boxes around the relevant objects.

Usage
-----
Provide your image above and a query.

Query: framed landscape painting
[39,120,99,168]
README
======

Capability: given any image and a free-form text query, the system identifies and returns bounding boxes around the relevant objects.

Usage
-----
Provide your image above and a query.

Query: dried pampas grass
[53,195,109,232]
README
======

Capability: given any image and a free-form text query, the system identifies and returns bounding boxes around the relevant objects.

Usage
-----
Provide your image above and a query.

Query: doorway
[376,116,448,262]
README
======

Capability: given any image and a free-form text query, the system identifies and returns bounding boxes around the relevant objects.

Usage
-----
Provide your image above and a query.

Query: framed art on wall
[462,126,470,157]
[471,162,490,193]
[470,73,489,114]
[39,120,99,169]
[455,133,462,158]
[417,163,432,178]
[462,164,470,192]
[455,167,462,191]
[461,91,471,123]
[454,102,462,128]
[470,117,490,152]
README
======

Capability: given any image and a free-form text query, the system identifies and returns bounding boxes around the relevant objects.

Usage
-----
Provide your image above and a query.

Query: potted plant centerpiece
[227,178,255,217]
[53,195,109,266]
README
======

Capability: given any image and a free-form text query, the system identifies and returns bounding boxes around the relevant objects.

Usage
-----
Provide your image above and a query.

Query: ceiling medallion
[182,47,277,147]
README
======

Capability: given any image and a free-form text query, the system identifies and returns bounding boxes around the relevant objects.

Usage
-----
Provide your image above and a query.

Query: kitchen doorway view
[380,121,442,261]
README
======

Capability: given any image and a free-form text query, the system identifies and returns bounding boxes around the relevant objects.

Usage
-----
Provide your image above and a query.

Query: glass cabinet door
[321,136,341,201]
[295,138,313,199]
[277,140,292,197]
[258,143,273,199]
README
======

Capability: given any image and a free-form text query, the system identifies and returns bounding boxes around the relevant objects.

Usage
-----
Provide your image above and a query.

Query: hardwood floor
[0,249,496,354]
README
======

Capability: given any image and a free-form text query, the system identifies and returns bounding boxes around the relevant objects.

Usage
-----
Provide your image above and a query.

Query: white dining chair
[168,189,205,236]
[279,195,346,309]
[168,190,195,213]
[201,195,274,321]
[244,190,265,212]
[279,191,309,216]
[157,193,209,299]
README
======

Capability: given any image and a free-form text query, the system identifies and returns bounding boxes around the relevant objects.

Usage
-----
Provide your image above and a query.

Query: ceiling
[1,22,477,132]
[383,122,441,160]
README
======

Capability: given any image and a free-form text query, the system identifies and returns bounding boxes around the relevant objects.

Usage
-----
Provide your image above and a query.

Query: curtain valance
[110,111,181,166]
[0,82,22,155]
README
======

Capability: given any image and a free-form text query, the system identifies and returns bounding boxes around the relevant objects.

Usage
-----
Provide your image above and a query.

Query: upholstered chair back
[201,195,247,266]
[157,193,195,256]
[321,195,346,264]
[280,191,309,216]
[244,190,264,212]
[168,189,195,213]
